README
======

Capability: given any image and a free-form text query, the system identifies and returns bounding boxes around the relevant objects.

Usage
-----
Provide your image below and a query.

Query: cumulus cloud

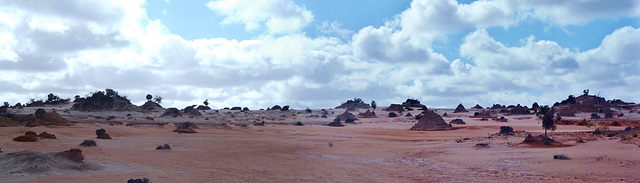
[0,0,639,110]
[205,0,314,34]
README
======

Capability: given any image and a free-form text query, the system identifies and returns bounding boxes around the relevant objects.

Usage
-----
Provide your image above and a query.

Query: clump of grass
[553,154,570,160]
[79,139,97,147]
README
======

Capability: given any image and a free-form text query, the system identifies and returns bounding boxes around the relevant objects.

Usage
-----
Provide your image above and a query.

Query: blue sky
[1,0,640,109]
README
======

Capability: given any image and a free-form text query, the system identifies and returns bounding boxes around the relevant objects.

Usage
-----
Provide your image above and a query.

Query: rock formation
[410,110,452,131]
[453,103,468,113]
[0,149,99,174]
[96,129,112,139]
[336,111,358,121]
[161,108,182,117]
[357,110,377,118]
[72,89,141,112]
[449,119,466,124]
[182,106,202,117]
[140,101,163,112]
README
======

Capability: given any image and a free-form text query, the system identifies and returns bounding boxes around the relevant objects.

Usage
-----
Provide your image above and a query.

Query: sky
[0,0,639,110]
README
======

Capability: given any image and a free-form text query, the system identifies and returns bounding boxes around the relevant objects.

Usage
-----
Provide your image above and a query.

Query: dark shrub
[156,144,171,150]
[127,178,151,183]
[294,121,304,126]
[80,139,97,147]
[553,154,570,160]
[499,126,514,134]
[25,131,38,137]
[388,112,398,117]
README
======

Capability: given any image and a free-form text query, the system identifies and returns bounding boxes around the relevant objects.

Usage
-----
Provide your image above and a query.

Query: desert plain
[1,94,640,183]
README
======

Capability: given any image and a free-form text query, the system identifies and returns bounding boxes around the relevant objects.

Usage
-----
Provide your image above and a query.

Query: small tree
[538,105,557,139]
[3,102,8,108]
[153,96,163,104]
[146,94,153,102]
[305,107,312,114]
[371,100,377,111]
[203,99,209,106]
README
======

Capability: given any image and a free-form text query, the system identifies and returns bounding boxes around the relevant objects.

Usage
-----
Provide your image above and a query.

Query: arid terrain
[2,95,640,182]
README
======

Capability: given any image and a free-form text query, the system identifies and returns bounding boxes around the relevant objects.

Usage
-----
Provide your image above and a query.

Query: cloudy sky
[1,0,639,109]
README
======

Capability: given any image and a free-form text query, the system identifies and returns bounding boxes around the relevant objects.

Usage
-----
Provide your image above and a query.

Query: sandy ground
[1,107,640,182]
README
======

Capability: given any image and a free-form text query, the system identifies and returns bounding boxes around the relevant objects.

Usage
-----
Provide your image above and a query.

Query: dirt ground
[1,107,640,182]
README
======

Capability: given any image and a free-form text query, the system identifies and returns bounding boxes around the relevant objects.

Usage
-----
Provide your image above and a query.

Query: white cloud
[205,0,314,34]
[0,0,639,110]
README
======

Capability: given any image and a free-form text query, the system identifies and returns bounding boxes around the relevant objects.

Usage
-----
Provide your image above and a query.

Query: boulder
[410,110,452,131]
[0,149,98,174]
[499,126,514,134]
[196,105,211,110]
[96,129,112,139]
[450,119,466,124]
[453,103,468,113]
[472,104,483,109]
[590,113,600,119]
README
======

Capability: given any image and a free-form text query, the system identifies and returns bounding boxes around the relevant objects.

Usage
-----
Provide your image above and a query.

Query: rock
[230,107,242,110]
[414,114,422,120]
[96,129,112,139]
[384,104,405,112]
[294,121,304,126]
[405,113,413,117]
[450,119,466,124]
[509,104,530,115]
[475,143,489,148]
[388,112,398,117]
[270,105,282,110]
[590,113,600,119]
[174,122,198,133]
[35,108,46,118]
[0,149,98,174]
[442,112,448,117]
[79,139,97,147]
[37,132,57,139]
[410,110,452,131]
[13,135,38,142]
[453,103,468,113]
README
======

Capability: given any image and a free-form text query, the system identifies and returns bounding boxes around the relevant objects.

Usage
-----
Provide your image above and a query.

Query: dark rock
[410,110,452,131]
[388,112,398,117]
[156,144,171,150]
[161,108,182,117]
[96,129,112,139]
[454,103,468,113]
[499,126,514,134]
[450,119,466,124]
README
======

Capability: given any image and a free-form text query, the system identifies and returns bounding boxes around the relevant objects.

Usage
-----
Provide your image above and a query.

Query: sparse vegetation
[538,105,557,139]
[553,154,570,160]
[146,94,153,102]
[371,100,377,111]
[80,139,97,147]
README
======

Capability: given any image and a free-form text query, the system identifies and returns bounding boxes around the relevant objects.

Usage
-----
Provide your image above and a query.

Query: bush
[80,139,97,147]
[553,154,570,160]
[25,131,38,137]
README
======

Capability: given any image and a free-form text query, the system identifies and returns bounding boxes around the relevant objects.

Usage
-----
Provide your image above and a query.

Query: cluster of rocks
[13,131,58,142]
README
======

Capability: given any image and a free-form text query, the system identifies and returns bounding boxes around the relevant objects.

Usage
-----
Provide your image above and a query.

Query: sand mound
[5,109,71,127]
[357,110,377,118]
[517,134,569,147]
[183,106,202,117]
[453,103,468,113]
[174,122,198,133]
[0,149,100,174]
[0,116,19,127]
[13,134,38,142]
[410,110,452,131]
[140,101,163,112]
[37,132,57,139]
[161,108,183,117]
[449,119,466,124]
[72,90,141,112]
[336,111,358,121]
